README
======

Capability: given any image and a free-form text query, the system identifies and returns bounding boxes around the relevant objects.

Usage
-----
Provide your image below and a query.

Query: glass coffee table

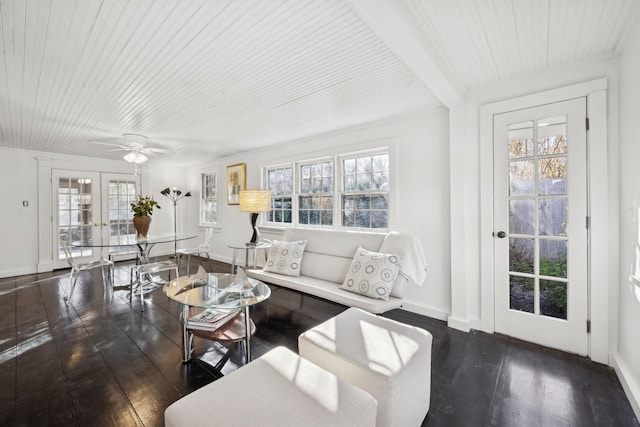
[164,272,270,364]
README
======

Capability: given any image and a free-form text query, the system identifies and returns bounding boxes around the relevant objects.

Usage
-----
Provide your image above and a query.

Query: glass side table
[164,273,271,363]
[227,242,272,273]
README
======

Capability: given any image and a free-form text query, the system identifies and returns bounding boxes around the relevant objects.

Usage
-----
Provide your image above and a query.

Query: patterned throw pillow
[340,247,403,300]
[263,240,307,277]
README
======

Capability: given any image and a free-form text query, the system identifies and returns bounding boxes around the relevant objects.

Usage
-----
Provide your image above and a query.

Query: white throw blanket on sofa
[379,232,428,286]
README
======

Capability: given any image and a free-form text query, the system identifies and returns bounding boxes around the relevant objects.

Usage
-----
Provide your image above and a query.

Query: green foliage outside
[509,257,567,317]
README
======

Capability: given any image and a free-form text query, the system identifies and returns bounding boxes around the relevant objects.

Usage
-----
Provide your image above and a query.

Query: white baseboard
[1,266,38,279]
[611,352,640,421]
[447,315,472,332]
[400,301,450,321]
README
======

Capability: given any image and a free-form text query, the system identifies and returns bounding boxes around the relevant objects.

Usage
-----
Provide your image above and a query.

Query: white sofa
[246,228,427,314]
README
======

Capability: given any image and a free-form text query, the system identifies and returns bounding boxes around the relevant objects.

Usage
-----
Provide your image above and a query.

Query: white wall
[0,148,191,277]
[0,148,40,277]
[191,107,452,319]
[615,18,640,418]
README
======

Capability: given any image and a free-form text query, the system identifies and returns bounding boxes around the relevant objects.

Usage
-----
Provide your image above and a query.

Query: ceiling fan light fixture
[124,151,148,163]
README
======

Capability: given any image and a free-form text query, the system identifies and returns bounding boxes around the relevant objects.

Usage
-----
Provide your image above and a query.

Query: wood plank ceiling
[407,0,638,92]
[0,0,636,164]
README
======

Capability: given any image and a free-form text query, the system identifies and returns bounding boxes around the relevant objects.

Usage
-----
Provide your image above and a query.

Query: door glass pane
[539,198,567,236]
[58,177,93,259]
[509,160,534,196]
[509,237,534,274]
[108,179,136,243]
[540,240,567,278]
[540,279,567,319]
[537,116,567,155]
[509,200,534,234]
[538,157,566,195]
[510,276,534,313]
[508,121,534,158]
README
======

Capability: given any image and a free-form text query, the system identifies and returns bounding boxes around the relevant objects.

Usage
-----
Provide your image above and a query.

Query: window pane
[539,198,567,236]
[540,279,567,319]
[510,276,534,313]
[356,211,370,227]
[355,195,370,209]
[509,160,534,196]
[371,195,388,209]
[344,158,356,174]
[371,211,387,228]
[539,240,567,278]
[344,175,356,191]
[343,211,355,227]
[509,237,534,274]
[537,116,567,155]
[357,156,371,173]
[538,157,567,195]
[508,121,534,158]
[321,210,333,225]
[356,173,371,190]
[509,199,534,235]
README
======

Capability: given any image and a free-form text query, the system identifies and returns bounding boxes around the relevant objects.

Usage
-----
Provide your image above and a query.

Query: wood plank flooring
[0,257,637,426]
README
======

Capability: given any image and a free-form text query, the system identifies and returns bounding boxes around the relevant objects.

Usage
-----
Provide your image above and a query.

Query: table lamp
[239,190,271,245]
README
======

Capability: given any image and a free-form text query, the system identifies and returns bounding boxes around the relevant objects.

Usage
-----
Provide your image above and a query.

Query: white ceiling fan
[92,133,171,163]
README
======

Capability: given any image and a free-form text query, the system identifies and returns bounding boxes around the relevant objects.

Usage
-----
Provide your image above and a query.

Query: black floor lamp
[160,187,191,256]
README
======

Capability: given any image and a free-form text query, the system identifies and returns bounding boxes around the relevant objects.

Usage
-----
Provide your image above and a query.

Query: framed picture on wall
[226,163,246,205]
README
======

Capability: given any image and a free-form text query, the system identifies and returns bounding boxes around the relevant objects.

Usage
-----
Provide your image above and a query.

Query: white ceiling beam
[345,0,464,107]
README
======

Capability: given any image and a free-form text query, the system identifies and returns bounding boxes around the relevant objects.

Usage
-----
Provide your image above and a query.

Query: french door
[53,170,138,268]
[493,98,588,355]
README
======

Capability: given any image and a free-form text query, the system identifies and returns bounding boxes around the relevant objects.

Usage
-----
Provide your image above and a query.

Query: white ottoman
[298,308,432,427]
[165,346,377,427]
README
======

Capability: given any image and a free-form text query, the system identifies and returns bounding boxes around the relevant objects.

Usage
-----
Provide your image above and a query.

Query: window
[341,152,389,229]
[298,160,333,226]
[263,147,391,230]
[266,166,293,225]
[200,172,218,225]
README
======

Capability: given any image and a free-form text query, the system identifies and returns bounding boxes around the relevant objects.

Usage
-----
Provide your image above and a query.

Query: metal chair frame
[176,227,214,276]
[60,238,114,305]
[133,260,179,311]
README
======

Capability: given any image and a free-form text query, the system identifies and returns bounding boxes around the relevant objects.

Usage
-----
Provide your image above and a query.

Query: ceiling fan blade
[142,147,171,155]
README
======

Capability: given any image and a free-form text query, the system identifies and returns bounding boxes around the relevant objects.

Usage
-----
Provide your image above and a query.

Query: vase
[133,215,151,238]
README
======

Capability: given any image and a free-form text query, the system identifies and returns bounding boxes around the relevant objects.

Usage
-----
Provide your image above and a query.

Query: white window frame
[338,149,390,231]
[262,147,391,231]
[297,157,335,228]
[199,171,218,226]
[265,164,294,226]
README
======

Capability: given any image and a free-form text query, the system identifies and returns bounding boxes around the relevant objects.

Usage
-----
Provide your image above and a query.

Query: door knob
[496,231,506,238]
[102,222,108,226]
[93,222,100,227]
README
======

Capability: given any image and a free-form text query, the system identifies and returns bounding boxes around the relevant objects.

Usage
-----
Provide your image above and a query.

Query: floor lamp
[160,187,191,256]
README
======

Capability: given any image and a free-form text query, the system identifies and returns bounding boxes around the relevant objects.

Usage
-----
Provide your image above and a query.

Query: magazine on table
[187,308,240,331]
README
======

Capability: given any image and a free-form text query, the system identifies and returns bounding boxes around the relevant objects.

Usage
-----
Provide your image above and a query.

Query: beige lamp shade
[239,190,271,212]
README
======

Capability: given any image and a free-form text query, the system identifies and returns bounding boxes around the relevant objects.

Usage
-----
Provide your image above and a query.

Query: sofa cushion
[246,269,403,313]
[340,247,403,300]
[263,240,307,277]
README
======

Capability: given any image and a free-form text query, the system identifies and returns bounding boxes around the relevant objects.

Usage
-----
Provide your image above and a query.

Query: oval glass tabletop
[164,273,271,310]
[70,233,198,247]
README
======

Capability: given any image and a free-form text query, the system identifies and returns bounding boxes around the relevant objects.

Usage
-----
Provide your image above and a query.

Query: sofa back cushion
[283,228,386,284]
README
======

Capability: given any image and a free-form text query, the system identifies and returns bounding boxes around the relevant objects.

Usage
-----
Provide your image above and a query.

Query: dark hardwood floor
[0,257,637,427]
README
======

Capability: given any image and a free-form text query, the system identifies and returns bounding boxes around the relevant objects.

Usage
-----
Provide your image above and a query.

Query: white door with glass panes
[493,98,588,356]
[53,170,138,269]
